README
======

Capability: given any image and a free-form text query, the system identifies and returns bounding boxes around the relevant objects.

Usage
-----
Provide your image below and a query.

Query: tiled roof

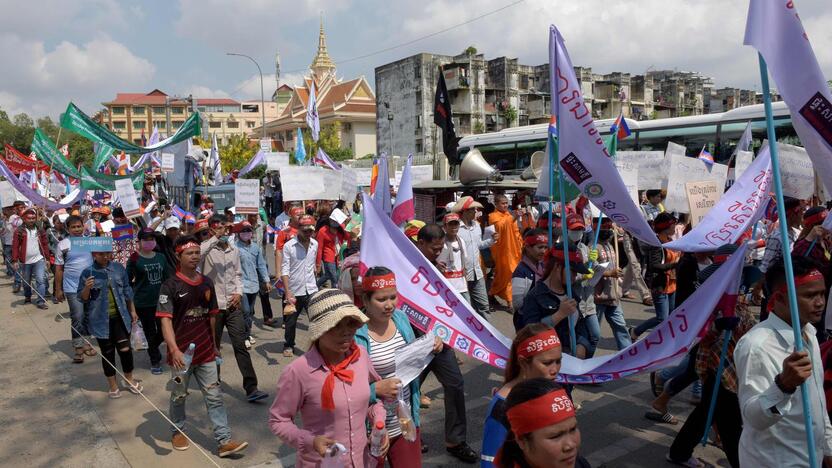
[196,98,240,105]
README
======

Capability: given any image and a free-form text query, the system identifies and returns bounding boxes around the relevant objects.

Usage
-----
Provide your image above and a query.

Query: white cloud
[0,33,155,118]
[180,85,231,99]
[0,0,129,37]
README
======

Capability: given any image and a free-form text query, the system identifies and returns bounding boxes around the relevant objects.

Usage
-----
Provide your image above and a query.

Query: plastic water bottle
[369,420,386,457]
[321,442,347,468]
[173,343,196,384]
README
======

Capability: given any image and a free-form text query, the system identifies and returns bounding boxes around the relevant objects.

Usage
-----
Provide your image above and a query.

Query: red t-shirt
[275,226,298,251]
[156,272,220,366]
[315,226,342,265]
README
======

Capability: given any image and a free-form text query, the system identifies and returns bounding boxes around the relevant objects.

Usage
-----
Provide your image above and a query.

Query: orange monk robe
[488,209,523,304]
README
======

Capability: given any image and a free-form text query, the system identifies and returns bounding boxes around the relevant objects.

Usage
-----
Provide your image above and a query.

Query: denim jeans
[317,261,339,288]
[170,361,232,446]
[595,304,633,351]
[241,292,259,337]
[577,314,600,358]
[634,291,676,336]
[466,277,490,319]
[21,259,47,304]
[66,293,89,348]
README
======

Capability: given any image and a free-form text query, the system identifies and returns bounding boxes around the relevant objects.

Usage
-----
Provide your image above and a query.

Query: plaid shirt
[695,301,757,393]
[759,226,800,274]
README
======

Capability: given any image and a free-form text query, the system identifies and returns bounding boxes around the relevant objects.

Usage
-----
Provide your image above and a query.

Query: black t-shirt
[156,272,219,366]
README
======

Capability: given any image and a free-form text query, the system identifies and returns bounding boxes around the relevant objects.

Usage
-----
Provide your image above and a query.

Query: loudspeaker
[521,150,545,180]
[459,148,504,185]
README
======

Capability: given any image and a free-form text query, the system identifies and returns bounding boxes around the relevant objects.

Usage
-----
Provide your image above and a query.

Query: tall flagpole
[759,53,817,468]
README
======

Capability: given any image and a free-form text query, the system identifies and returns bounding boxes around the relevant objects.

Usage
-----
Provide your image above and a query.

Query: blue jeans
[466,277,490,319]
[4,245,20,287]
[241,292,258,337]
[317,261,339,288]
[66,293,89,348]
[634,291,676,336]
[596,304,633,351]
[170,361,232,446]
[580,314,601,358]
[21,260,47,304]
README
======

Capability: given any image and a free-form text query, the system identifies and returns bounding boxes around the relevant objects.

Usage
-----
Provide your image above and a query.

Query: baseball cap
[138,227,156,240]
[566,213,585,230]
[404,220,425,241]
[443,213,461,224]
[164,217,181,231]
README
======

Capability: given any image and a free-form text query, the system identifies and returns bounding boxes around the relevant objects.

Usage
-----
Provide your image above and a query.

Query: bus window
[515,140,547,173]
[477,143,518,173]
[637,124,718,157]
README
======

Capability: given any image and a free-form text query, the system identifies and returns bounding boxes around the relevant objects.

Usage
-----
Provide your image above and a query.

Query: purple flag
[0,157,85,210]
[550,25,660,246]
[238,150,266,177]
[371,153,392,216]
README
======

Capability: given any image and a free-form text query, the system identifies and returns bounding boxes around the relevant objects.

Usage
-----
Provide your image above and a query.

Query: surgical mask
[238,231,253,242]
[568,230,583,243]
[218,235,229,244]
[140,240,156,251]
[697,259,712,271]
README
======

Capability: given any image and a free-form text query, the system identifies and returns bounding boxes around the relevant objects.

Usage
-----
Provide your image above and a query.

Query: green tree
[463,45,478,55]
[502,105,517,127]
[300,122,353,162]
[219,134,257,171]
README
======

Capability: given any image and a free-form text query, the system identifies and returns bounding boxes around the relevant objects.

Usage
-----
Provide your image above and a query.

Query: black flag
[433,68,461,165]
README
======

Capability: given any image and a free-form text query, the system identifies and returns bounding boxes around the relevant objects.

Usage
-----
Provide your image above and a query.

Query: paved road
[0,251,732,467]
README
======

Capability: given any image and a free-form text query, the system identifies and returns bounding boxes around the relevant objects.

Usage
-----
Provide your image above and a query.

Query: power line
[281,0,526,74]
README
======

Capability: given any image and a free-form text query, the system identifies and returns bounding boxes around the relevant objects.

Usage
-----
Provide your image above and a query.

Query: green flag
[31,129,81,178]
[93,143,115,170]
[548,135,581,201]
[79,166,144,191]
[60,102,201,154]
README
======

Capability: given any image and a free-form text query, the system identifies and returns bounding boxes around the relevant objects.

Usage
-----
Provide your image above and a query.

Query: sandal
[642,296,654,306]
[83,345,97,357]
[73,348,85,364]
[645,410,678,425]
[108,389,122,399]
[124,379,144,395]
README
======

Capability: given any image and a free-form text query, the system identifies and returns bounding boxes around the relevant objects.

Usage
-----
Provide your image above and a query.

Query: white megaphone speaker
[459,147,504,185]
[521,150,545,180]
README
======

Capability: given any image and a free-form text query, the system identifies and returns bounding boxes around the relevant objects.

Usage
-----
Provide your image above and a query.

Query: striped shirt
[369,329,410,438]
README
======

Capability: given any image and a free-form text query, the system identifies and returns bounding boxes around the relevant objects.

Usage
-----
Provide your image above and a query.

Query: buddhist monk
[488,194,523,309]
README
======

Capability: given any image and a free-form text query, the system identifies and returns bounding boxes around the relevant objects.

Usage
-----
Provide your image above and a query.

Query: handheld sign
[234,178,260,215]
[70,236,113,252]
[115,178,142,218]
[685,180,721,227]
[161,153,175,173]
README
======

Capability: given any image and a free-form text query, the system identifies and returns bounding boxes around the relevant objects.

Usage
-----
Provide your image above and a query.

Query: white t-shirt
[438,238,468,293]
[24,228,43,264]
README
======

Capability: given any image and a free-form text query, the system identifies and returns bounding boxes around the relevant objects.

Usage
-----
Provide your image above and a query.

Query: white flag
[210,133,222,186]
[306,82,320,142]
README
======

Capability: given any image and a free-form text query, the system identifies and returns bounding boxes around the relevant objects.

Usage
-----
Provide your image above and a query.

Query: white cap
[164,217,181,230]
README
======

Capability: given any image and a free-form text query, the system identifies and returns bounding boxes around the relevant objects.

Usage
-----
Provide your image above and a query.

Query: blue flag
[294,128,307,164]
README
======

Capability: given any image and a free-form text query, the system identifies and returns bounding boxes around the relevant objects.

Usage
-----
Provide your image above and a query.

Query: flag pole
[589,134,618,262]
[758,53,817,468]
[700,328,732,446]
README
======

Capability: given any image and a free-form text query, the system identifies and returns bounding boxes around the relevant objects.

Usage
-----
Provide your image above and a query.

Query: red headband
[176,241,200,253]
[774,269,825,297]
[507,389,576,436]
[804,211,827,228]
[653,219,675,232]
[547,247,583,264]
[517,330,561,359]
[713,254,730,264]
[524,234,548,247]
[362,273,396,291]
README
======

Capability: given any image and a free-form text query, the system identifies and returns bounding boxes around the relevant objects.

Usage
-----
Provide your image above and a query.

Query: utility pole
[227,52,267,140]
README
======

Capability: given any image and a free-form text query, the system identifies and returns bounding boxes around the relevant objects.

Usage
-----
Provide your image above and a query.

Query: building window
[172,120,184,129]
[416,115,422,129]
[227,121,239,129]
[132,106,145,114]
[152,106,165,114]
[171,107,184,115]
[112,121,126,130]
[209,121,222,129]
[112,106,125,115]
[153,120,166,128]
[133,121,146,129]
[246,121,256,128]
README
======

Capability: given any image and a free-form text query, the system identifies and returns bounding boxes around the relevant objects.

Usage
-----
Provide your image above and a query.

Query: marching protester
[246,212,276,327]
[315,215,344,288]
[566,213,600,358]
[110,207,137,267]
[268,288,386,467]
[200,215,268,403]
[355,267,440,467]
[489,194,523,311]
[280,214,319,357]
[511,229,549,321]
[234,220,271,346]
[754,196,803,317]
[735,255,832,467]
[127,227,172,374]
[640,189,665,222]
[12,207,51,309]
[495,378,590,468]
[592,220,632,351]
[454,196,498,319]
[157,235,249,457]
[438,212,470,302]
[77,239,142,398]
[482,324,563,467]
[54,214,96,363]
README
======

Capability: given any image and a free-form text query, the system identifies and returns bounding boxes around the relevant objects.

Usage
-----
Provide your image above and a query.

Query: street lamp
[226,52,267,140]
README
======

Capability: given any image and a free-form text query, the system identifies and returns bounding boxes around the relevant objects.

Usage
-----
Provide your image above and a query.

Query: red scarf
[321,343,361,411]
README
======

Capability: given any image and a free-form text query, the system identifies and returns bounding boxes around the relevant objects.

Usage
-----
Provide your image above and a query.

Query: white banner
[616,151,667,190]
[114,178,141,218]
[0,180,24,206]
[161,152,175,173]
[266,152,290,172]
[234,178,260,214]
[340,167,358,202]
[664,154,728,213]
[280,166,356,201]
[777,142,815,199]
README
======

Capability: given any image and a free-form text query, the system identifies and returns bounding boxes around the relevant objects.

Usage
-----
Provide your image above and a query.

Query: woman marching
[354,266,443,467]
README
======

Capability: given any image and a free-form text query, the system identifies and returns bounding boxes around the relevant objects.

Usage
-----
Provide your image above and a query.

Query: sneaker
[244,339,251,350]
[249,336,257,345]
[150,364,163,375]
[446,442,478,464]
[283,348,294,358]
[172,433,189,451]
[246,389,269,403]
[218,440,249,458]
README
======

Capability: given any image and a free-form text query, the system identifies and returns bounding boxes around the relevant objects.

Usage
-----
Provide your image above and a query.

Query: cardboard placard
[614,161,639,205]
[616,151,667,190]
[664,154,728,213]
[0,180,25,207]
[339,167,358,202]
[734,150,753,180]
[685,180,721,226]
[280,166,358,201]
[266,152,290,172]
[234,178,260,214]
[777,143,815,199]
[411,165,434,185]
[114,178,141,218]
[354,168,374,187]
[161,152,175,173]
[665,141,687,159]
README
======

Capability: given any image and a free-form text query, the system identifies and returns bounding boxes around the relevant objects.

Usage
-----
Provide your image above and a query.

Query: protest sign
[777,143,815,199]
[0,180,22,207]
[70,236,113,252]
[280,166,326,201]
[614,161,639,205]
[234,178,260,214]
[259,138,272,153]
[339,167,358,202]
[734,150,753,180]
[411,165,434,185]
[354,168,373,187]
[266,152,290,172]
[665,141,687,159]
[114,178,141,218]
[685,180,721,227]
[161,152,175,173]
[664,154,728,213]
[616,151,666,190]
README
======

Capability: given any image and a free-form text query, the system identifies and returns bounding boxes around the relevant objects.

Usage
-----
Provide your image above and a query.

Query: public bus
[456,101,798,176]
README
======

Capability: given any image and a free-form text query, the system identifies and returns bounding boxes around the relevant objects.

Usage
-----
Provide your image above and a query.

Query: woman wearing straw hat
[269,288,388,467]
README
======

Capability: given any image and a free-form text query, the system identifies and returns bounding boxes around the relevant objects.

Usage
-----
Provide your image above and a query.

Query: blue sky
[1,0,830,120]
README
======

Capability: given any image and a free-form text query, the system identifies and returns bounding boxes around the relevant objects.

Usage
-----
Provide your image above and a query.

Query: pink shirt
[269,344,385,467]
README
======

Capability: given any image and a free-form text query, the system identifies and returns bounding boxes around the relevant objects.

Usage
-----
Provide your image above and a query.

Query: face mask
[697,259,712,271]
[238,231,253,242]
[140,240,156,251]
[218,235,229,244]
[568,230,583,243]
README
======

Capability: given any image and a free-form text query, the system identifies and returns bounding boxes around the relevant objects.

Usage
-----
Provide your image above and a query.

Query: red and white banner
[3,145,48,174]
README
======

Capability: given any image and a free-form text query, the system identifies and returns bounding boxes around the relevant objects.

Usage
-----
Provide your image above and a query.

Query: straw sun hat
[307,289,369,342]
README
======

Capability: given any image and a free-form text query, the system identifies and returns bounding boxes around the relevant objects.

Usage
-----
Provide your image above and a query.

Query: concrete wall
[349,121,377,157]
